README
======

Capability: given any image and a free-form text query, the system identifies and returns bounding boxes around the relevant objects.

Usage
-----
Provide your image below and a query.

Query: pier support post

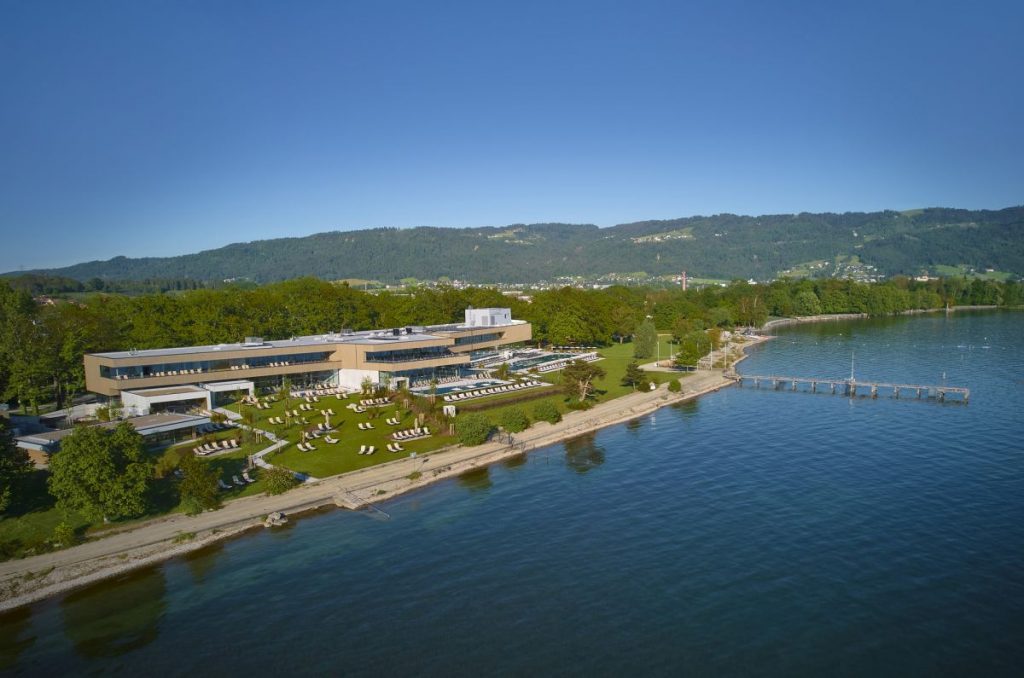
[894,387,899,399]
[870,384,877,399]
[811,381,817,393]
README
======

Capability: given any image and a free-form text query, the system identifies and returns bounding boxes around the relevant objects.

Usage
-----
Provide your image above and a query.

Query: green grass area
[460,342,693,433]
[933,264,1013,281]
[225,392,456,478]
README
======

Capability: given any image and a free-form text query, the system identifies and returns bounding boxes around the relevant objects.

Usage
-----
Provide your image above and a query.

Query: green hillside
[7,207,1023,283]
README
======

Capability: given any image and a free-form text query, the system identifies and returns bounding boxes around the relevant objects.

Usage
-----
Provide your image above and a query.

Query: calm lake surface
[3,311,1022,676]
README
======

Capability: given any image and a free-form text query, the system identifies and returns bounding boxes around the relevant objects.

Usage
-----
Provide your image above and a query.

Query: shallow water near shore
[3,311,1023,676]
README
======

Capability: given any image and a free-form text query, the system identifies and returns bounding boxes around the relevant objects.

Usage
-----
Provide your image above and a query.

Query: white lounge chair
[242,471,256,483]
[218,479,233,490]
[233,475,246,487]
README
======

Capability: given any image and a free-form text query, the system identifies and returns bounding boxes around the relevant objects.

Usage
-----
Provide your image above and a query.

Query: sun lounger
[364,446,375,455]
[218,479,233,490]
[325,435,339,444]
[233,475,246,486]
[242,471,256,483]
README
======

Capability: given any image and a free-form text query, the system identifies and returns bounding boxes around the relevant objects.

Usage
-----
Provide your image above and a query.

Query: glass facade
[453,332,504,346]
[100,351,334,380]
[363,346,457,363]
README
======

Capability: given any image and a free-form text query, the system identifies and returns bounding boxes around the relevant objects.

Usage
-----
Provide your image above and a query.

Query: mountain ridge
[8,206,1023,283]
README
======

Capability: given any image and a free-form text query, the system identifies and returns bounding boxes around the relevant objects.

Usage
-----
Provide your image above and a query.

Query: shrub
[52,522,76,548]
[263,467,300,496]
[668,379,682,393]
[456,413,494,446]
[532,400,562,424]
[566,399,593,411]
[499,407,530,433]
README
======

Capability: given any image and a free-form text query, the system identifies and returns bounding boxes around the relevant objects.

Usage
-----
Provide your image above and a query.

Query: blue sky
[1,0,1022,272]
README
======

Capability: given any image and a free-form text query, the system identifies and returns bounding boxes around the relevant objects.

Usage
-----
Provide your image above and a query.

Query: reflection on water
[502,453,527,470]
[564,433,606,473]
[0,607,34,670]
[625,418,644,434]
[457,467,492,492]
[671,398,700,419]
[60,567,166,659]
[183,542,225,585]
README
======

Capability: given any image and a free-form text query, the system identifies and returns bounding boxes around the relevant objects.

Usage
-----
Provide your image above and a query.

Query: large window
[453,332,504,346]
[100,351,334,380]
[363,346,457,363]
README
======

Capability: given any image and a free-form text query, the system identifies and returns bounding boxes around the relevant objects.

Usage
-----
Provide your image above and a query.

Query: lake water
[3,311,1022,676]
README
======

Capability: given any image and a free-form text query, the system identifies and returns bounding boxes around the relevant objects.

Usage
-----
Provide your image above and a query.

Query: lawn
[225,392,456,478]
[459,342,694,431]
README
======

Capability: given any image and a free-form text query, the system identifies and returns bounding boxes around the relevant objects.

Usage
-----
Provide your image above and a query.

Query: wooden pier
[736,374,969,403]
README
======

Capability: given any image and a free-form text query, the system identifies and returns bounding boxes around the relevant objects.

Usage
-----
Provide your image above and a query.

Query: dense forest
[6,207,1023,283]
[1,276,1018,414]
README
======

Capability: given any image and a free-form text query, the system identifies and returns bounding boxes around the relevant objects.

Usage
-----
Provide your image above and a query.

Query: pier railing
[737,374,969,403]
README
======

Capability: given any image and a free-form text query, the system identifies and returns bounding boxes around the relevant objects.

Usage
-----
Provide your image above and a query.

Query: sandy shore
[0,335,770,611]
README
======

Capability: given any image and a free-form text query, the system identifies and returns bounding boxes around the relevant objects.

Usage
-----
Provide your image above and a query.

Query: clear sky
[1,0,1022,272]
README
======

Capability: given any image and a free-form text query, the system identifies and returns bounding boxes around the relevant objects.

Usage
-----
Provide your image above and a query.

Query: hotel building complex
[83,308,531,416]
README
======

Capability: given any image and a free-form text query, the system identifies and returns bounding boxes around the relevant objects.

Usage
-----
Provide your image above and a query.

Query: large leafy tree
[177,451,221,515]
[561,360,607,402]
[633,319,657,359]
[48,422,151,522]
[456,413,494,446]
[674,331,712,368]
[0,419,32,513]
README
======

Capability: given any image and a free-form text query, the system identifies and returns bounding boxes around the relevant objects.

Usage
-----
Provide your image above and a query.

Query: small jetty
[736,374,969,403]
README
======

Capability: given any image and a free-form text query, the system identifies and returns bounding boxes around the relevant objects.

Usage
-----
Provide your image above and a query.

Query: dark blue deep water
[3,311,1022,676]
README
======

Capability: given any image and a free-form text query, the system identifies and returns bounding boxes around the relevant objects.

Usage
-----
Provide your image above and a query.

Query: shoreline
[762,305,1001,330]
[0,335,770,611]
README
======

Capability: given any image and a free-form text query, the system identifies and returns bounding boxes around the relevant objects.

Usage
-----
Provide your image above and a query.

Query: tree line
[1,276,1020,414]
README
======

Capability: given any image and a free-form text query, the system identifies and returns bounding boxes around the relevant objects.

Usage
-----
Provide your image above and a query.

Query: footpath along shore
[0,335,771,611]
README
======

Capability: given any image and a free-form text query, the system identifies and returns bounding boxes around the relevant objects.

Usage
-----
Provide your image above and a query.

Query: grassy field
[470,341,689,427]
[933,264,1013,282]
[225,392,458,478]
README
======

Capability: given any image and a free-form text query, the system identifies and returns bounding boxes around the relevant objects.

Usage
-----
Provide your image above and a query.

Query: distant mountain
[8,207,1024,283]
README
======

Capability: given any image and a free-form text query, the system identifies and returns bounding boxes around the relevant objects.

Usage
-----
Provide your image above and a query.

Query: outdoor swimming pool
[508,352,573,371]
[412,380,505,396]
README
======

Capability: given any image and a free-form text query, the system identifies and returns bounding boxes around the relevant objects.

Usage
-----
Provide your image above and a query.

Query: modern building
[16,412,212,467]
[83,308,531,415]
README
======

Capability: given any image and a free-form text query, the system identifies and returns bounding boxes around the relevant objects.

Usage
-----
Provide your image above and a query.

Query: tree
[674,331,711,368]
[532,400,562,424]
[177,451,220,515]
[561,360,607,402]
[633,319,657,360]
[0,419,32,513]
[494,362,511,381]
[456,413,494,446]
[793,290,822,316]
[667,379,682,393]
[47,422,151,523]
[263,467,299,496]
[499,407,530,433]
[621,362,647,391]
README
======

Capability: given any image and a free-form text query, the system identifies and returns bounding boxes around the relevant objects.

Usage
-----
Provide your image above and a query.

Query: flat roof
[123,385,209,397]
[89,319,528,360]
[16,413,210,447]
